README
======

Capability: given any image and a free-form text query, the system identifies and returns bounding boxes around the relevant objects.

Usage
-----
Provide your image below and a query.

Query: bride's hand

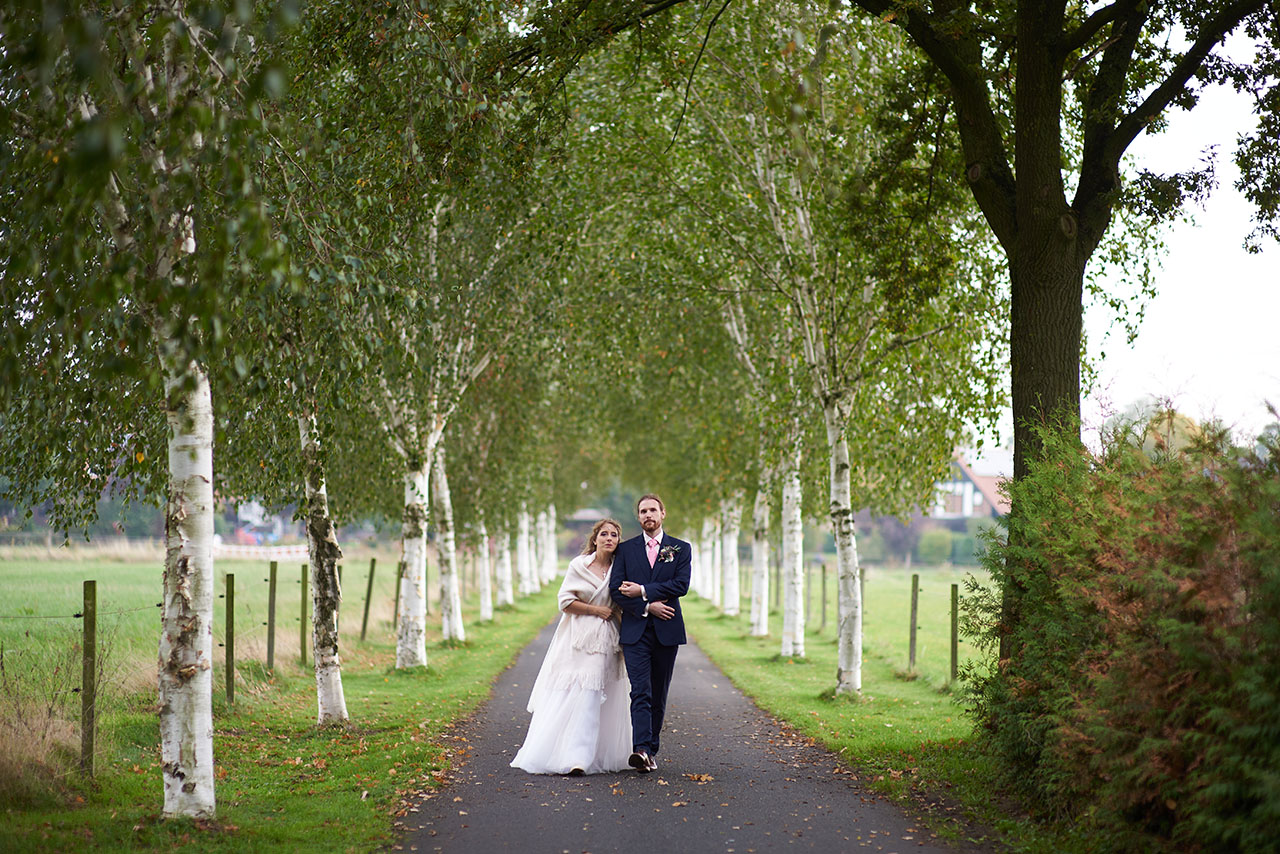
[596,605,613,620]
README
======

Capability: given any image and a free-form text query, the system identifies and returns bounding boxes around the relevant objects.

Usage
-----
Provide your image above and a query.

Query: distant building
[931,455,1009,521]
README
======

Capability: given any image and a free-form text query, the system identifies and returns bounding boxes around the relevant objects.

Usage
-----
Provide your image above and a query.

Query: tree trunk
[749,487,771,637]
[1002,188,1089,660]
[699,517,719,608]
[690,531,705,598]
[779,442,805,658]
[158,360,216,818]
[396,465,430,668]
[542,502,558,581]
[477,522,494,621]
[298,411,348,724]
[825,404,864,695]
[432,449,465,643]
[711,516,723,609]
[721,494,743,617]
[496,529,515,607]
[516,506,535,595]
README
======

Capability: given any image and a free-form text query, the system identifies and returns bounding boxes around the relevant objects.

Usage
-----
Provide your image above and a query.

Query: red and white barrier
[214,542,310,561]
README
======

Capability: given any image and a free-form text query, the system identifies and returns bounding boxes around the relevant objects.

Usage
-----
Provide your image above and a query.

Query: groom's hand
[619,581,644,598]
[648,600,674,620]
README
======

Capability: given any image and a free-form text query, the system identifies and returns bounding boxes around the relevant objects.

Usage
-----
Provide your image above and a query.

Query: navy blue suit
[609,532,691,757]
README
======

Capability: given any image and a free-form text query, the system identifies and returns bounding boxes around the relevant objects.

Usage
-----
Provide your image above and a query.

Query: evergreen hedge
[963,421,1280,852]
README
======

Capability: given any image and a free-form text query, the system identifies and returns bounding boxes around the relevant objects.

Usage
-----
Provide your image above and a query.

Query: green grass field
[1,552,1096,853]
[0,547,558,852]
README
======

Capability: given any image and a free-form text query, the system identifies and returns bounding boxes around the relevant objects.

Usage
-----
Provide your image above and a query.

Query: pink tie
[647,539,658,567]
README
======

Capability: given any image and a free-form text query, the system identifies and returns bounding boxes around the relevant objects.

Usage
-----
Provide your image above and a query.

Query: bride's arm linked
[562,600,613,620]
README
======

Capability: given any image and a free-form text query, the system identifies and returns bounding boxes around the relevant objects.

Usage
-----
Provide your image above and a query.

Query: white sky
[1083,67,1279,447]
[972,54,1278,476]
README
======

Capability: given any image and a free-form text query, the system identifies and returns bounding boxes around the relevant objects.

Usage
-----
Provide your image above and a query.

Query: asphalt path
[398,621,991,854]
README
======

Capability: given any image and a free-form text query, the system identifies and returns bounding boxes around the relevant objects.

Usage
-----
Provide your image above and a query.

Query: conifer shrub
[963,419,1280,851]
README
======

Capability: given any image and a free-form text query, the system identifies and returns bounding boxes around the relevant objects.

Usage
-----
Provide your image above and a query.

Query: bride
[511,518,632,776]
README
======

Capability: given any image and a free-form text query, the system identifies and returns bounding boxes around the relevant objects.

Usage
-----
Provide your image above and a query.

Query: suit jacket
[609,532,692,646]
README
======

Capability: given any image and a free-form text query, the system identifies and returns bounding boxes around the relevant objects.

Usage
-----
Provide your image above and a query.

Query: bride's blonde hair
[581,518,622,555]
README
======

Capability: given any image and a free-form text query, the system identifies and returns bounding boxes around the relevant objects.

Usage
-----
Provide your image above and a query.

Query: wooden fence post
[300,564,308,668]
[361,558,376,642]
[950,583,959,685]
[225,573,235,704]
[908,573,919,674]
[266,561,277,673]
[80,579,96,776]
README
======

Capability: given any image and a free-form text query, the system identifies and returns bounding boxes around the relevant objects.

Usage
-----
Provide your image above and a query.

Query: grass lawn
[0,548,557,852]
[688,564,1102,854]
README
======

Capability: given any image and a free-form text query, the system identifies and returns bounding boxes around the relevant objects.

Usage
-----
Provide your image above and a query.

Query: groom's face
[637,499,665,533]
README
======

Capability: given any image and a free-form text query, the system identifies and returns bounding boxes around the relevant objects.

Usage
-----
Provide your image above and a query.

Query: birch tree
[720,493,743,617]
[600,0,1006,691]
[433,446,466,642]
[0,1,296,818]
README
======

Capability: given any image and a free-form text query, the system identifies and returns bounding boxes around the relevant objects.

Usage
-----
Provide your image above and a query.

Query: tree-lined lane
[402,621,990,853]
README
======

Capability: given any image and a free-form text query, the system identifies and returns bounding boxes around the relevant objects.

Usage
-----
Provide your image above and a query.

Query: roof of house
[953,455,1011,516]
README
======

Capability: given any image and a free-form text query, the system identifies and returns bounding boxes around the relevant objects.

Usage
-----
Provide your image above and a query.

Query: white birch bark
[476,522,493,622]
[780,440,805,657]
[495,530,515,607]
[689,538,703,597]
[432,448,465,643]
[711,517,723,610]
[529,508,543,585]
[158,360,216,818]
[721,494,743,617]
[516,507,534,595]
[396,466,430,668]
[298,411,348,724]
[699,517,718,608]
[749,486,771,636]
[534,508,549,584]
[541,502,558,581]
[825,406,863,694]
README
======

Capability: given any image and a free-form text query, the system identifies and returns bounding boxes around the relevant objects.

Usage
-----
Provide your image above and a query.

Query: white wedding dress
[510,554,632,775]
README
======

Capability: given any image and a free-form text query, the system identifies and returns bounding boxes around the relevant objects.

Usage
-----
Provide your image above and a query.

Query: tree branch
[1063,2,1123,55]
[849,0,1018,251]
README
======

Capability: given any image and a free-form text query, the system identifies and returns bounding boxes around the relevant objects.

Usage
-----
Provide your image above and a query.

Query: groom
[610,494,691,773]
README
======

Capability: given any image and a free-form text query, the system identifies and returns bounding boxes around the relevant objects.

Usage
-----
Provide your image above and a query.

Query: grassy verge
[687,566,1098,854]
[0,555,557,853]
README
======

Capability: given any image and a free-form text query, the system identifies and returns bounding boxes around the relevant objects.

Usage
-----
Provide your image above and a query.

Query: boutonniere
[658,544,679,563]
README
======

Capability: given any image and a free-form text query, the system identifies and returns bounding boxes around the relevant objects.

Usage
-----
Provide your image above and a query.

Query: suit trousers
[621,619,680,756]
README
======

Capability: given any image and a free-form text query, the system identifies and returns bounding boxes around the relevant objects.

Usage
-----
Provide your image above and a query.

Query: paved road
[398,622,988,853]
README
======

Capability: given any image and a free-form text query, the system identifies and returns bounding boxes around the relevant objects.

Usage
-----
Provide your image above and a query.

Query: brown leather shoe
[629,751,651,773]
[644,754,657,772]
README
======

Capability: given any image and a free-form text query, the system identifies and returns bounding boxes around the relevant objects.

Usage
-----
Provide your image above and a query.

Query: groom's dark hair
[635,493,665,512]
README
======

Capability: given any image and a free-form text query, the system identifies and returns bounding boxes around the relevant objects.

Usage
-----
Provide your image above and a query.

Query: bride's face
[595,525,620,555]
